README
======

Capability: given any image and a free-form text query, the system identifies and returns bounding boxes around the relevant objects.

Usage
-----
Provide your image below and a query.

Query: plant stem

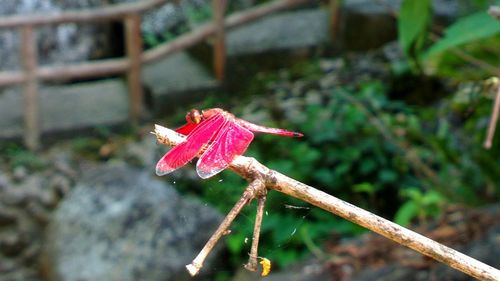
[484,76,500,149]
[186,179,259,276]
[245,191,267,272]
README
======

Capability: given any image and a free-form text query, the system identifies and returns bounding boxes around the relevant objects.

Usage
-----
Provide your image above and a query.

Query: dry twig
[484,77,500,149]
[153,124,500,280]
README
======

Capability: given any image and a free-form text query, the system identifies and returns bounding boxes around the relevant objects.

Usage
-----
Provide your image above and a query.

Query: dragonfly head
[186,109,203,124]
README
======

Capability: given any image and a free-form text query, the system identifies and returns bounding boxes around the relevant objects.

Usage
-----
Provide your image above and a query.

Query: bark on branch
[153,124,500,280]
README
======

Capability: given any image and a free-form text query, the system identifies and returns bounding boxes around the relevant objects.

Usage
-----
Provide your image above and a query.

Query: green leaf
[401,187,423,201]
[360,158,377,175]
[398,0,432,56]
[421,190,445,206]
[334,162,351,178]
[313,168,335,186]
[225,232,245,254]
[425,11,500,57]
[353,182,376,194]
[394,201,418,226]
[378,169,398,183]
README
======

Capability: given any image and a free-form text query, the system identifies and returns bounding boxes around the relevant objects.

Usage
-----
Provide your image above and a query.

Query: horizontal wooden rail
[0,0,167,27]
[39,59,130,81]
[0,71,25,86]
[0,59,129,86]
[0,0,309,86]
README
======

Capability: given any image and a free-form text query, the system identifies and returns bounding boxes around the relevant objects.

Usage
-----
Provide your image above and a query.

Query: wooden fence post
[329,0,341,42]
[125,13,144,125]
[213,0,226,81]
[21,25,40,150]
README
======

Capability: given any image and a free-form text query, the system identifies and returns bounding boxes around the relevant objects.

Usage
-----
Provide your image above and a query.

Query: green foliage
[1,143,45,170]
[184,4,212,26]
[143,32,161,48]
[398,0,432,59]
[396,0,500,78]
[425,11,500,58]
[71,137,106,159]
[394,188,445,226]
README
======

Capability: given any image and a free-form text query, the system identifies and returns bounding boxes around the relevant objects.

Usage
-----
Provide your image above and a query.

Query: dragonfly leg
[186,177,265,276]
[244,189,267,272]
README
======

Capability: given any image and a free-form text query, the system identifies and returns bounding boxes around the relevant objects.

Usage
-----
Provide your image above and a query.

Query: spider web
[199,181,316,278]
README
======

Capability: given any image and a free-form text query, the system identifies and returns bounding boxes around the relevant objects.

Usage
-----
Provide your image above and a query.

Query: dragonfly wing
[238,119,303,137]
[175,122,198,135]
[197,121,254,179]
[156,113,227,176]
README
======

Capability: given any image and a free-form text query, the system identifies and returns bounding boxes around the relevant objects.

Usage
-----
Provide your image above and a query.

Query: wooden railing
[0,0,309,150]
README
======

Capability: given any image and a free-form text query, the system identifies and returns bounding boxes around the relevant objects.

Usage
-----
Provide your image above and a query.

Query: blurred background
[0,0,499,280]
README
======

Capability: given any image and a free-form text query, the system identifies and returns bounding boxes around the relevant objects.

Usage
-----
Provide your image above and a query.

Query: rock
[140,2,184,36]
[226,9,330,56]
[43,163,223,281]
[0,79,128,139]
[0,148,81,281]
[48,174,72,200]
[1,175,43,206]
[0,172,8,190]
[119,133,159,168]
[0,233,29,257]
[0,206,17,226]
[12,166,29,182]
[0,0,117,72]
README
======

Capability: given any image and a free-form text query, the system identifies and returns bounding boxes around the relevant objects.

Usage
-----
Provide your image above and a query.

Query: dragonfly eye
[187,109,203,124]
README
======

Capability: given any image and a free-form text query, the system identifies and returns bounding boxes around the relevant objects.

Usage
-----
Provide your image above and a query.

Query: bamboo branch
[153,124,500,280]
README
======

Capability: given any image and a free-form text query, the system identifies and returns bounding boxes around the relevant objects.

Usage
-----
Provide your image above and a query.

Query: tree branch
[153,124,500,280]
[185,177,264,276]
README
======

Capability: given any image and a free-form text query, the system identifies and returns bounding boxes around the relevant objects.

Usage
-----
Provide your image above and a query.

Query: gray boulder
[43,163,223,281]
[0,0,115,71]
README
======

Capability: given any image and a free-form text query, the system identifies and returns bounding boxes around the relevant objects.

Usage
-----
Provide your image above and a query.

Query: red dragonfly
[156,108,303,179]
